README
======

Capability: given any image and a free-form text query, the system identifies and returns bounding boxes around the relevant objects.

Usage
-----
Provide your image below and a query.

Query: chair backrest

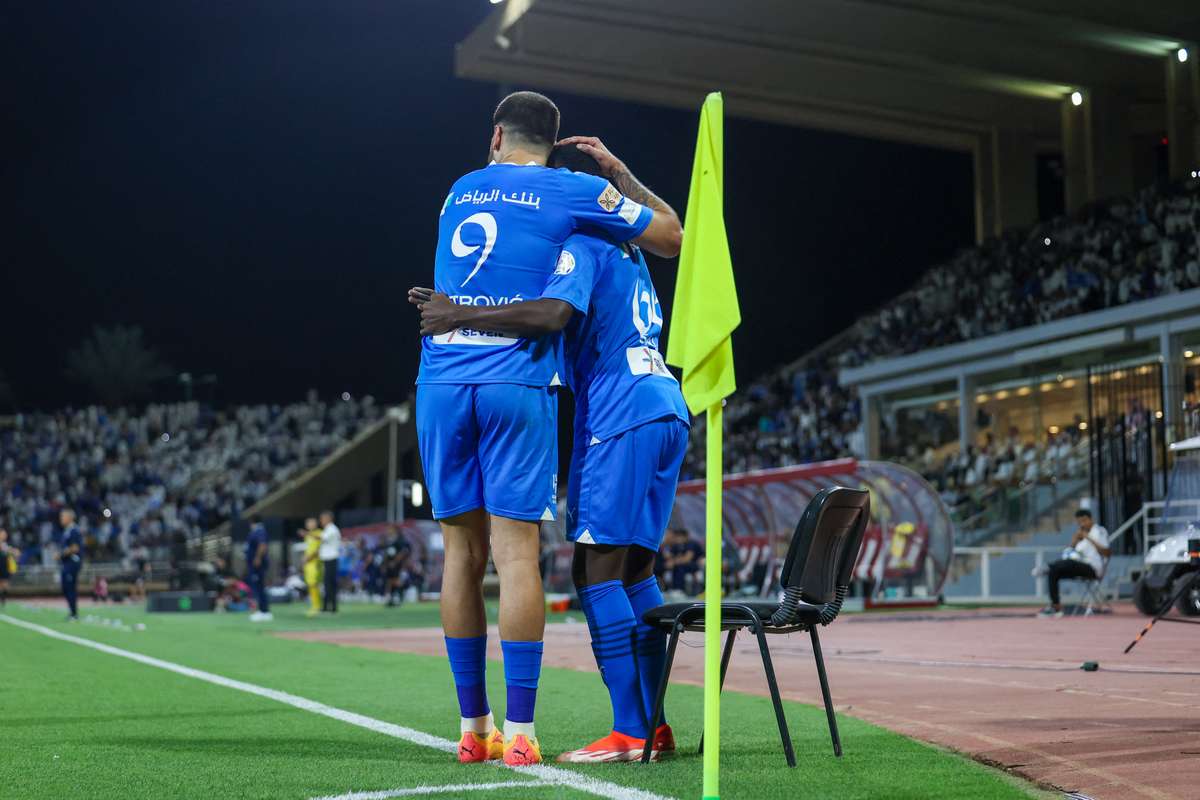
[779,486,870,605]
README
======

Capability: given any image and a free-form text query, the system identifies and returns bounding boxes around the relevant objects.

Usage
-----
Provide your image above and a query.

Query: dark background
[2,1,976,410]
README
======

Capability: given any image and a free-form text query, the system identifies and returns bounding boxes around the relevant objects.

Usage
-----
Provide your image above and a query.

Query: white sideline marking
[310,781,543,800]
[0,615,671,800]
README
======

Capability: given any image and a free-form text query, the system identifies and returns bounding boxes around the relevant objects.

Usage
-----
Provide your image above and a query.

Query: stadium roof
[457,0,1199,152]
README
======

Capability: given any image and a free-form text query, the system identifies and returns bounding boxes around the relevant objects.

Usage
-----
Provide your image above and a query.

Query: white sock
[504,720,536,739]
[461,712,494,735]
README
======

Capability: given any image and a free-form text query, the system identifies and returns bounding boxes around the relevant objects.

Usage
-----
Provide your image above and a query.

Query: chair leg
[754,624,795,767]
[641,623,682,764]
[698,628,738,754]
[810,626,842,757]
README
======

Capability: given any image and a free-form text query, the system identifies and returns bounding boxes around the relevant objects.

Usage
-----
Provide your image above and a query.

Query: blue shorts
[566,417,688,552]
[416,383,558,522]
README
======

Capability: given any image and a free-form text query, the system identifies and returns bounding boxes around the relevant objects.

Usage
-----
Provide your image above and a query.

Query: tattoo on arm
[612,165,671,215]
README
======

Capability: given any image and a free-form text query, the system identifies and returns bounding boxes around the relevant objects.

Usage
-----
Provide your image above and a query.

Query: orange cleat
[457,728,504,763]
[653,723,676,755]
[502,733,542,766]
[556,730,658,763]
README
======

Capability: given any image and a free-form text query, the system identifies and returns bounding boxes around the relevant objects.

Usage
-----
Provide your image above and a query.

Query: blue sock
[444,635,489,719]
[625,575,668,728]
[500,640,543,725]
[579,579,643,737]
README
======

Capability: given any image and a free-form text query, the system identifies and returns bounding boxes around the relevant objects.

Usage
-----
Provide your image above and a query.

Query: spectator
[1036,509,1111,617]
[660,527,703,595]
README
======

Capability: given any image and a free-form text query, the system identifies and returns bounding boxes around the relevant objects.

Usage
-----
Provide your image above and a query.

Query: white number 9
[452,212,498,287]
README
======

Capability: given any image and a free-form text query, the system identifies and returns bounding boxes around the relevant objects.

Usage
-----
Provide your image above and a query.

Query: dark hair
[549,143,602,176]
[493,91,560,150]
[1074,508,1093,519]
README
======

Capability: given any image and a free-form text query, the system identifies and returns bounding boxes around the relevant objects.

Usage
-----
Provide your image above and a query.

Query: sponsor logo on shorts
[597,183,622,212]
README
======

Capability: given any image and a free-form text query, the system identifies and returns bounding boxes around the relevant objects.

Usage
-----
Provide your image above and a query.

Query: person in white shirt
[318,510,342,613]
[1039,508,1111,617]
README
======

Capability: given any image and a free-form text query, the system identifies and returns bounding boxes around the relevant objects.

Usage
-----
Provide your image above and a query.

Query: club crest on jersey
[597,183,622,213]
[554,250,576,276]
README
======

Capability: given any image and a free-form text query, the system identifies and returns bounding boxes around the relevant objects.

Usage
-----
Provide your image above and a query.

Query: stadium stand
[0,395,380,569]
[686,178,1200,507]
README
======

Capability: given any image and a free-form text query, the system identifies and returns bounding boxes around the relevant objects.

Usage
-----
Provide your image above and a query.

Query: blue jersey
[61,526,82,570]
[418,163,653,387]
[245,524,268,570]
[542,234,689,441]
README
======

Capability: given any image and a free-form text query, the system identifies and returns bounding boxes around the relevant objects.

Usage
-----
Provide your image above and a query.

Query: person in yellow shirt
[301,517,323,616]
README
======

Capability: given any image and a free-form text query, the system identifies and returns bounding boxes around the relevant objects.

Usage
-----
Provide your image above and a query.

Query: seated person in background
[384,531,413,607]
[661,527,703,595]
[1038,508,1110,617]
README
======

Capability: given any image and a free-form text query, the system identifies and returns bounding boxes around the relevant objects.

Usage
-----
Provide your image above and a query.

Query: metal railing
[1106,498,1200,555]
[947,545,1064,603]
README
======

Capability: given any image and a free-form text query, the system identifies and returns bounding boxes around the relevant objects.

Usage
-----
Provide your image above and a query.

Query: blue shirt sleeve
[540,235,600,314]
[558,170,653,242]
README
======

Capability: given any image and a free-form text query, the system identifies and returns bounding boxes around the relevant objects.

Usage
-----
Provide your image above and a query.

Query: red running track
[283,604,1200,800]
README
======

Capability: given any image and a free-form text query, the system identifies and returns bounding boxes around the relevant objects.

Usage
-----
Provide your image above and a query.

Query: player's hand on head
[557,135,626,178]
[418,291,459,336]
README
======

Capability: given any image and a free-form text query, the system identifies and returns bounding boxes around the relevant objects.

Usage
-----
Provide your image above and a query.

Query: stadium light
[1043,237,1052,246]
[161,433,170,442]
[1179,48,1189,63]
[1070,91,1083,107]
[1156,410,1164,419]
[490,0,505,4]
[341,391,351,401]
[102,508,112,518]
[411,482,424,508]
[1186,350,1195,358]
[1079,421,1088,431]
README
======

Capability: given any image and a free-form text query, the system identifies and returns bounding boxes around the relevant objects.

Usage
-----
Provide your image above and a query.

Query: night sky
[3,1,976,411]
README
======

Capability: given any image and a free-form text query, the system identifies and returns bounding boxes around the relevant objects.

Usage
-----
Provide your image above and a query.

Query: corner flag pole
[664,91,739,800]
[703,401,723,799]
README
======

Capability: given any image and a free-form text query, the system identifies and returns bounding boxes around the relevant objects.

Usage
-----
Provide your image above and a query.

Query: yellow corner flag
[665,91,739,800]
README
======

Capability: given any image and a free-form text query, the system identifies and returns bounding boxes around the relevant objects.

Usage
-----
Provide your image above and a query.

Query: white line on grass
[1,615,671,800]
[310,781,544,800]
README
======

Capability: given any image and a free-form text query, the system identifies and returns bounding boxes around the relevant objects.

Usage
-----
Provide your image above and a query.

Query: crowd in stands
[0,394,380,568]
[685,177,1200,483]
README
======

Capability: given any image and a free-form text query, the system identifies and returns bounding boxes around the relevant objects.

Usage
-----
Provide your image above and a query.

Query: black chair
[640,486,870,766]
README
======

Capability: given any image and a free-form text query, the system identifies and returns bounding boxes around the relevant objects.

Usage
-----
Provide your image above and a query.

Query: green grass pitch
[0,601,1049,800]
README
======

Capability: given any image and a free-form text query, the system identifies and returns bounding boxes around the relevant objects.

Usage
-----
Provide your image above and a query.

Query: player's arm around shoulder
[558,135,682,259]
[408,287,574,338]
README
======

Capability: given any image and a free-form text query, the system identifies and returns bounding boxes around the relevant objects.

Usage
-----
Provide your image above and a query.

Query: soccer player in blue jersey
[415,91,682,766]
[412,142,689,763]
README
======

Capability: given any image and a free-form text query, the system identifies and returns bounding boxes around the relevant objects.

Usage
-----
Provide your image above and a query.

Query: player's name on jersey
[454,188,542,209]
